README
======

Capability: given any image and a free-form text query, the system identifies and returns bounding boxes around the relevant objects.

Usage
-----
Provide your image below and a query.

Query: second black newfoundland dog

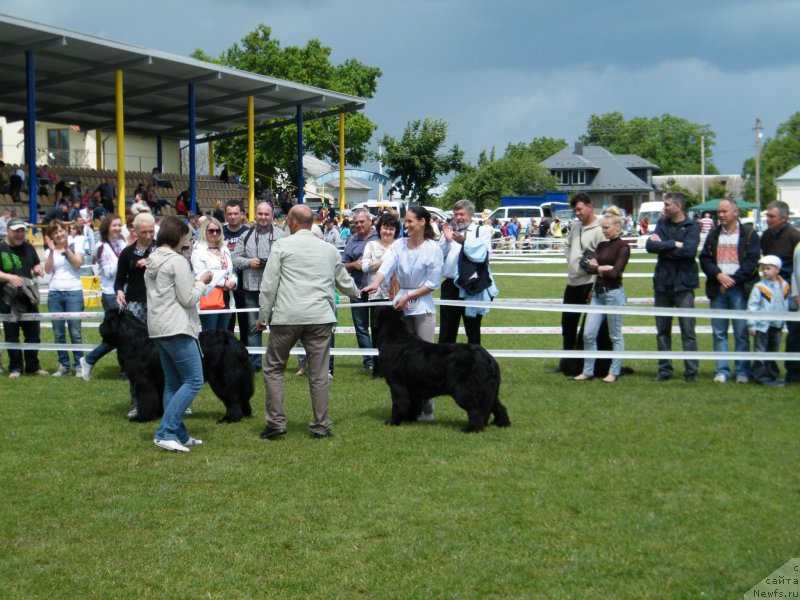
[98,310,254,423]
[373,308,510,432]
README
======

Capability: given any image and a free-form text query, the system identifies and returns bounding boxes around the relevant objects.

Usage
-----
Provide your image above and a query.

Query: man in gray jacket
[550,193,605,374]
[232,201,285,371]
[257,205,360,440]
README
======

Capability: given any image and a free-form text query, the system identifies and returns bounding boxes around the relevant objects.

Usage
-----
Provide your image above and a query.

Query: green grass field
[1,255,798,598]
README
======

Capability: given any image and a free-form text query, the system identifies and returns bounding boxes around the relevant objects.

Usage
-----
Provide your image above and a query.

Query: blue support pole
[25,51,37,223]
[188,83,197,215]
[296,105,304,204]
[156,135,163,172]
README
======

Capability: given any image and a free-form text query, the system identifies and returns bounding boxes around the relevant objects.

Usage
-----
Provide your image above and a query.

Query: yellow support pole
[339,113,346,213]
[95,129,102,170]
[115,69,125,225]
[247,96,255,221]
[208,141,214,177]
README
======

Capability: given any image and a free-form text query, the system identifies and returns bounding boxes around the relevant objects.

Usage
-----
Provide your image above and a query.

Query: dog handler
[145,216,212,453]
[361,205,443,421]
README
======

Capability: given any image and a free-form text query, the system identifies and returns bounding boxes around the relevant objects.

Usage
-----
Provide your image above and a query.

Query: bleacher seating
[1,164,249,221]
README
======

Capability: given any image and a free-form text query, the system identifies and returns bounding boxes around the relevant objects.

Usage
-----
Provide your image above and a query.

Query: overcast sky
[2,0,798,174]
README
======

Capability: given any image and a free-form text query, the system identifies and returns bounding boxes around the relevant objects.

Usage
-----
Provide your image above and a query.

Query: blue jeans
[153,335,204,443]
[86,293,119,366]
[200,311,231,332]
[48,289,84,369]
[239,290,262,371]
[583,288,625,377]
[709,286,750,378]
[351,299,373,368]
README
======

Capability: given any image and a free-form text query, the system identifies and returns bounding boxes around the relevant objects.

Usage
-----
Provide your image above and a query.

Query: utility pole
[700,134,706,203]
[377,143,384,201]
[754,118,762,208]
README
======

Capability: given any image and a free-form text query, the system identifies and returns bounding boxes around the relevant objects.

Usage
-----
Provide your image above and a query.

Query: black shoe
[545,367,562,374]
[684,374,698,383]
[653,374,672,382]
[312,430,334,439]
[259,426,287,440]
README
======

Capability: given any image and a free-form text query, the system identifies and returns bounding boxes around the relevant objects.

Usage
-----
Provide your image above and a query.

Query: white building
[0,117,181,172]
[775,165,800,213]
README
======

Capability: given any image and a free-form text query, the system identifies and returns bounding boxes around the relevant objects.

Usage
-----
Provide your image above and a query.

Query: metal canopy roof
[0,14,366,139]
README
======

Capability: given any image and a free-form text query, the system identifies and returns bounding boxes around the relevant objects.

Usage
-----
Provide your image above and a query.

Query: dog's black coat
[373,308,510,432]
[98,310,253,423]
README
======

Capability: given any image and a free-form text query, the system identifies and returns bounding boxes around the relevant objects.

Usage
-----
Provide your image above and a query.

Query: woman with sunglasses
[191,216,237,331]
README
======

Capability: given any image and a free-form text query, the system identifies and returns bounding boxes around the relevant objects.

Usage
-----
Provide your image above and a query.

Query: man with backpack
[439,199,494,345]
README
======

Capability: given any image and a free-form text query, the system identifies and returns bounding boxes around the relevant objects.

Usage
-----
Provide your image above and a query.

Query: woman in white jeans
[573,206,630,383]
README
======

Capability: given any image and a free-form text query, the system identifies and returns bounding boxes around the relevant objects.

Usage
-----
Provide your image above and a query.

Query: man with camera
[549,193,605,374]
[232,201,286,371]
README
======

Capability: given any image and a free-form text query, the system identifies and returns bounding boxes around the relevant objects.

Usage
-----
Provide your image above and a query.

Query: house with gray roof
[541,142,659,215]
[776,164,800,213]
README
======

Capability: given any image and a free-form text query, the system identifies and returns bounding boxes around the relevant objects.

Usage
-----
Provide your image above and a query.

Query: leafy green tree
[502,137,568,163]
[192,25,381,189]
[742,111,800,207]
[581,112,718,175]
[380,118,464,203]
[441,137,561,212]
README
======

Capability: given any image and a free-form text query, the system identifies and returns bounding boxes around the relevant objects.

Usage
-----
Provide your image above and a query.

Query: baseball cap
[759,255,782,269]
[7,217,28,231]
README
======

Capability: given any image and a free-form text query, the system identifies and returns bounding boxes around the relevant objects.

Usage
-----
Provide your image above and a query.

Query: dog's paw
[494,418,511,428]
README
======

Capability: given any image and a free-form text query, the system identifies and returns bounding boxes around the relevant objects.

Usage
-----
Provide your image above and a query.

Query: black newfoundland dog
[98,310,254,423]
[373,308,510,432]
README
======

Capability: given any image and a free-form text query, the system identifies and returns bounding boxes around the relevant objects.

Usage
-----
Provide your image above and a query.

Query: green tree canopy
[742,111,800,207]
[580,112,717,175]
[192,25,381,189]
[440,137,562,212]
[380,117,464,203]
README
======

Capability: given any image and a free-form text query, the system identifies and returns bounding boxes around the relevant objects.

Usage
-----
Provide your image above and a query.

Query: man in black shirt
[0,218,48,377]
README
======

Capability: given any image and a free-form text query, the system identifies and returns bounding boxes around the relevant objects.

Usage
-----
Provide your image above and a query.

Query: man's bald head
[288,204,313,232]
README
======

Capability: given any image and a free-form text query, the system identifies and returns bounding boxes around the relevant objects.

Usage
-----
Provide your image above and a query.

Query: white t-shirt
[47,248,83,292]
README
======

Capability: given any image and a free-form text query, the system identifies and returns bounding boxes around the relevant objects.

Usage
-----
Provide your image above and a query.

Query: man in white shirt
[438,199,493,345]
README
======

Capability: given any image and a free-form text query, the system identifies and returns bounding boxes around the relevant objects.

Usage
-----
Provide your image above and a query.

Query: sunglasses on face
[207,228,221,234]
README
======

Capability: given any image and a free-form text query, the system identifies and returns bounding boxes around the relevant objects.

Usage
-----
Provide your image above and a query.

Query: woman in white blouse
[44,220,84,376]
[191,217,237,331]
[361,206,443,420]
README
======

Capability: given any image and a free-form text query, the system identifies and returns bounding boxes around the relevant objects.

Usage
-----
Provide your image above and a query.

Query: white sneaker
[127,407,138,419]
[416,413,435,422]
[52,365,72,377]
[78,357,93,381]
[184,437,203,446]
[153,438,190,453]
[184,407,193,416]
[736,375,750,384]
[9,371,21,379]
[713,374,727,383]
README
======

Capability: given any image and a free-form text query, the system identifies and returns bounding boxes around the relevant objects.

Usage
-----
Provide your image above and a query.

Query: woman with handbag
[191,217,237,331]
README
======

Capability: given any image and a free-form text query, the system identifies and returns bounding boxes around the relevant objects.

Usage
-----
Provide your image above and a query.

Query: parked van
[487,206,544,230]
[352,200,406,220]
[636,201,664,234]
